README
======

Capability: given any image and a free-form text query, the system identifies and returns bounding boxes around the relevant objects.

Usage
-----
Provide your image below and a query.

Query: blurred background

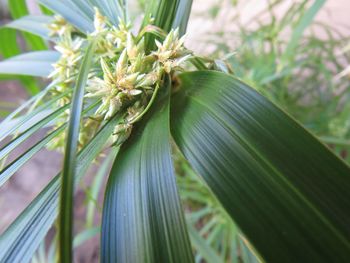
[1,0,350,262]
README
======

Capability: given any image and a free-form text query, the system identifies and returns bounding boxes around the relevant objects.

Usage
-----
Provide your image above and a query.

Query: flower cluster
[47,8,191,151]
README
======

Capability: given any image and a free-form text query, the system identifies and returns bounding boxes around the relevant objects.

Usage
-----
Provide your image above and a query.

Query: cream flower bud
[116,49,128,77]
[93,7,107,33]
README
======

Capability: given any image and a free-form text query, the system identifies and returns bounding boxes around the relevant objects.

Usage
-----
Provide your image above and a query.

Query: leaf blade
[39,0,93,33]
[0,51,60,77]
[171,71,350,262]
[5,15,54,40]
[101,77,193,263]
[58,40,96,262]
[0,115,120,262]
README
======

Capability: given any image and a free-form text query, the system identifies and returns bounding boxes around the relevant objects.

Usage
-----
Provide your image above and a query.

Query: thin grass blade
[58,40,96,262]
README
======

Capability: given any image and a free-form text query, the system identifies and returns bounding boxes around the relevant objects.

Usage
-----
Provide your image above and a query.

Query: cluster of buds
[48,16,83,88]
[47,8,192,151]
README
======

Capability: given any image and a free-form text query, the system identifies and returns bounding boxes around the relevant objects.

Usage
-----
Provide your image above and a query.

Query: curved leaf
[6,15,54,40]
[0,51,60,77]
[171,71,350,262]
[101,78,193,263]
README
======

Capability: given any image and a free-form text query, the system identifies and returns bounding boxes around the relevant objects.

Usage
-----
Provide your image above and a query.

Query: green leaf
[39,0,94,33]
[89,0,127,24]
[58,40,96,262]
[86,152,116,228]
[8,0,47,51]
[0,104,68,162]
[0,124,65,187]
[172,0,193,36]
[187,224,223,263]
[73,227,100,248]
[0,28,20,57]
[0,88,68,142]
[101,77,193,263]
[0,27,41,95]
[0,51,60,77]
[143,0,192,51]
[0,82,54,130]
[0,99,100,187]
[281,0,325,67]
[0,115,121,262]
[171,71,350,262]
[5,15,54,40]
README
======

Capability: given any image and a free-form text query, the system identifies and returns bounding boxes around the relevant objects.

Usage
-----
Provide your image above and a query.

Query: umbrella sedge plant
[0,0,350,262]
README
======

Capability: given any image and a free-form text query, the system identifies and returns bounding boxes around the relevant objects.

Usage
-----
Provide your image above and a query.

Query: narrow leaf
[0,115,121,262]
[0,124,65,187]
[0,51,60,77]
[0,99,100,187]
[0,104,68,162]
[6,15,54,40]
[58,39,96,262]
[0,89,68,142]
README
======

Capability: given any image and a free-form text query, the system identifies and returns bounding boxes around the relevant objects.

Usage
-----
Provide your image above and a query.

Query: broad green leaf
[39,0,93,33]
[0,51,60,77]
[8,0,47,51]
[6,15,54,40]
[171,71,350,262]
[58,40,96,262]
[0,115,120,262]
[101,77,193,263]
